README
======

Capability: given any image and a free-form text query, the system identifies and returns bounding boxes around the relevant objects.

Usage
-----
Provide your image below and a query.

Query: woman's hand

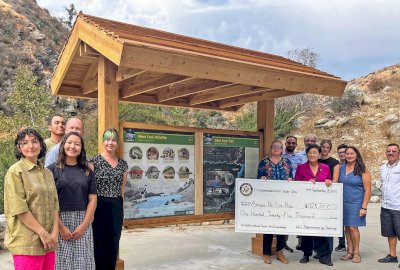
[260,176,267,180]
[325,179,332,187]
[59,223,73,241]
[309,178,316,184]
[50,229,59,248]
[287,177,292,182]
[38,230,56,251]
[359,208,367,217]
[72,223,88,240]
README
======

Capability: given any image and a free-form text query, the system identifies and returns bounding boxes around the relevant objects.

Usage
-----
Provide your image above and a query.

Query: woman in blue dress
[334,146,371,263]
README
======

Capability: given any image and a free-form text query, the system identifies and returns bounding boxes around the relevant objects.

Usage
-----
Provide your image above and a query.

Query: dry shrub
[369,78,385,92]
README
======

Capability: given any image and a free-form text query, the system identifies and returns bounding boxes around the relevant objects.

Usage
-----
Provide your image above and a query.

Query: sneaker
[378,254,398,263]
[334,244,347,252]
[284,244,294,253]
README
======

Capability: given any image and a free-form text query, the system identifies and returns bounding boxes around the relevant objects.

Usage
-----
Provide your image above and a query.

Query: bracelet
[361,207,367,210]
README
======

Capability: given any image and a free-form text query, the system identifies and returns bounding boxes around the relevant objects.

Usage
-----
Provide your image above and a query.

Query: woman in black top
[90,128,128,270]
[48,131,97,269]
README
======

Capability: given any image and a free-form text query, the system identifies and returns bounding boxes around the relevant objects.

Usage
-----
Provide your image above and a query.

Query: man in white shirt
[378,143,400,265]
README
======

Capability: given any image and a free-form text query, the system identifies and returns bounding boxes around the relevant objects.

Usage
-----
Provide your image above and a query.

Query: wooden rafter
[116,67,147,82]
[79,42,99,58]
[120,74,195,98]
[218,90,298,108]
[81,59,99,94]
[120,94,236,112]
[157,80,234,102]
[189,85,268,105]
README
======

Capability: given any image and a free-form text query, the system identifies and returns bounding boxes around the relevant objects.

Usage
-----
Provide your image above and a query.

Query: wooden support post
[98,55,119,151]
[97,55,123,270]
[252,100,275,256]
[194,132,204,215]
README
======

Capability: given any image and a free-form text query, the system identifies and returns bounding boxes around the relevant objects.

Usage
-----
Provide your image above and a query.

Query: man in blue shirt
[282,135,303,177]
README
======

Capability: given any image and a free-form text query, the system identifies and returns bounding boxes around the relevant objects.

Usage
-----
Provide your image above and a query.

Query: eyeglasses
[386,150,399,153]
[271,146,283,150]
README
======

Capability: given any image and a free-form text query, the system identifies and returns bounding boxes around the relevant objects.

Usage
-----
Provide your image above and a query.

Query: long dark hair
[14,128,46,160]
[346,146,366,176]
[56,132,89,173]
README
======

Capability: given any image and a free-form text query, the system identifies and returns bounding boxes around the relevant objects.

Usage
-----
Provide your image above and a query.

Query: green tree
[60,4,77,28]
[0,66,54,135]
[0,139,14,214]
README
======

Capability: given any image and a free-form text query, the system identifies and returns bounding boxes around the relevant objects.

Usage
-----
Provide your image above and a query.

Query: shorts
[380,207,400,240]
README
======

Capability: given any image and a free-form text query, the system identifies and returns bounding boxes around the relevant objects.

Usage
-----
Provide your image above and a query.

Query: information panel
[235,179,343,237]
[123,128,195,219]
[203,134,259,214]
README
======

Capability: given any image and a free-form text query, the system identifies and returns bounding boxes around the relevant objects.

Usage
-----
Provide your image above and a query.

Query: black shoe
[296,244,302,250]
[300,256,309,263]
[334,244,347,252]
[378,254,398,263]
[319,259,333,266]
[284,244,294,253]
[313,254,319,259]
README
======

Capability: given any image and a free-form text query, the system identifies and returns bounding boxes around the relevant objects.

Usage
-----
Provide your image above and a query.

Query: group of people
[4,115,128,270]
[257,133,400,267]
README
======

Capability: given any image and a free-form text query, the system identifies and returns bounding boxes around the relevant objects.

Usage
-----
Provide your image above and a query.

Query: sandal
[340,253,354,261]
[352,254,361,263]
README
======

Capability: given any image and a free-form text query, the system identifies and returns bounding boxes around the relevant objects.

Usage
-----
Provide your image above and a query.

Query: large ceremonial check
[235,178,343,237]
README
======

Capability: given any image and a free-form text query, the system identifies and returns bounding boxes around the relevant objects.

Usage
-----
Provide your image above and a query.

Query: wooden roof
[51,13,347,111]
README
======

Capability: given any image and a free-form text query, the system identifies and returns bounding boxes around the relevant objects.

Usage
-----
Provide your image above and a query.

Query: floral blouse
[257,157,293,180]
[90,154,128,198]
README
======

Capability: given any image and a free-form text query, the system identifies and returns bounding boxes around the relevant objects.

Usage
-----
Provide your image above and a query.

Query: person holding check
[257,140,293,265]
[295,144,333,266]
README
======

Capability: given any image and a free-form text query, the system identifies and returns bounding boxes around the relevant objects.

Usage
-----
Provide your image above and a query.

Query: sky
[37,0,400,81]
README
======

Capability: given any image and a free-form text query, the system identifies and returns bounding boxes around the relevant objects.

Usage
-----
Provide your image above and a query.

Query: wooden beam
[81,60,98,94]
[124,212,234,228]
[51,25,81,95]
[218,90,297,108]
[79,42,99,58]
[194,132,204,215]
[120,45,346,97]
[98,55,119,152]
[58,85,97,99]
[120,74,195,98]
[77,18,124,65]
[120,94,236,112]
[190,85,267,105]
[157,80,234,102]
[116,67,147,82]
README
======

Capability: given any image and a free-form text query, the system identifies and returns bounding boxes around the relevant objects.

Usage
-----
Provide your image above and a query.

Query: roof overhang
[51,13,347,112]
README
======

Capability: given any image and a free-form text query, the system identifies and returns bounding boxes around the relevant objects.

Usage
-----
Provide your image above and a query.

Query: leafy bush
[0,138,16,214]
[274,105,298,139]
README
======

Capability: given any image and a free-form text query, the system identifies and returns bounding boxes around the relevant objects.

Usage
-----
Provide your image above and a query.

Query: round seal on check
[240,183,253,196]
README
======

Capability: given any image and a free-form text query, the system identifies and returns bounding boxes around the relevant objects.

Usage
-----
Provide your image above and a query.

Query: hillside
[291,64,400,181]
[0,0,68,110]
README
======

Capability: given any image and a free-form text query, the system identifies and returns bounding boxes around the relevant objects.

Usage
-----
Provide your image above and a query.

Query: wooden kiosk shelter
[51,13,347,269]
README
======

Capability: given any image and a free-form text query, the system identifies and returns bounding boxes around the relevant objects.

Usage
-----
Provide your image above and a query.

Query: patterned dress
[90,154,128,270]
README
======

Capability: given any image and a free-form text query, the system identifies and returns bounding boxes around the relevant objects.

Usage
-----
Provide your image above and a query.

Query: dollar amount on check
[235,178,343,237]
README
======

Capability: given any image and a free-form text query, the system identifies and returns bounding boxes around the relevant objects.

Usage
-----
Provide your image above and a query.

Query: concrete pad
[0,203,396,269]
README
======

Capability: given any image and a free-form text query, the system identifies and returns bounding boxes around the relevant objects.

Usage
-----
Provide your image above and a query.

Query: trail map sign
[203,134,259,214]
[123,128,195,219]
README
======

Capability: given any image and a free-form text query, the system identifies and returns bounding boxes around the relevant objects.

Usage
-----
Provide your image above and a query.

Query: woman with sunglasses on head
[4,128,59,270]
[47,131,97,269]
[257,140,292,265]
[90,128,128,270]
[333,146,371,263]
